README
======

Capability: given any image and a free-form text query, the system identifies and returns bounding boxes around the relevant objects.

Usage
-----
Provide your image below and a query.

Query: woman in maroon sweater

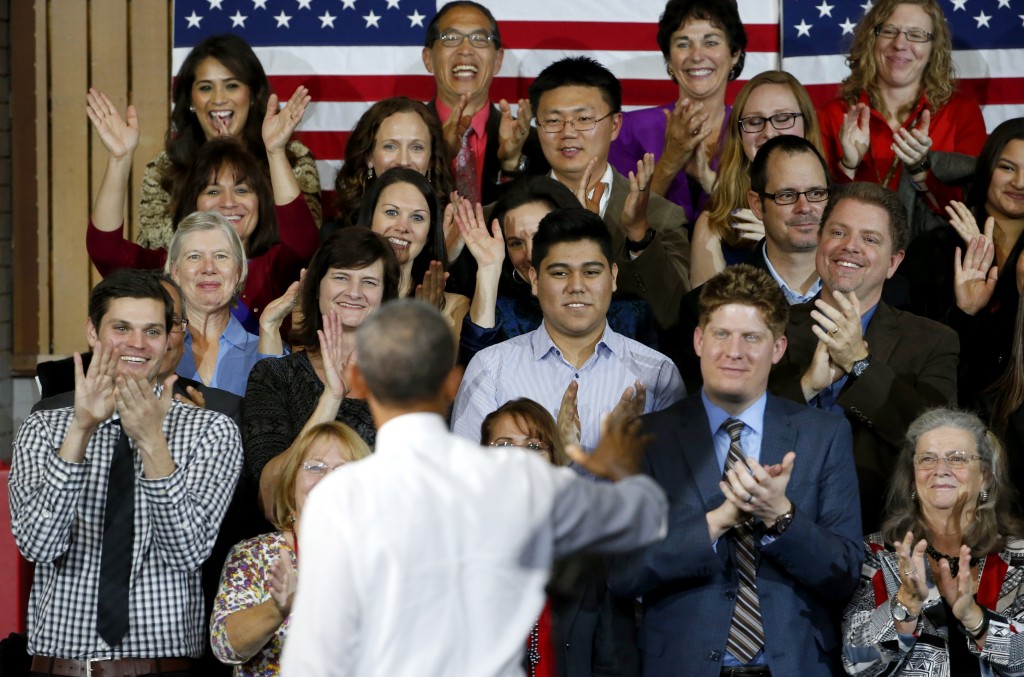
[85,86,319,336]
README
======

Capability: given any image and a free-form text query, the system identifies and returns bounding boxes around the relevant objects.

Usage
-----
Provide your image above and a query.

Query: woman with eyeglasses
[818,0,985,246]
[608,0,747,225]
[689,70,824,287]
[841,407,1024,676]
[211,421,370,676]
[479,399,639,676]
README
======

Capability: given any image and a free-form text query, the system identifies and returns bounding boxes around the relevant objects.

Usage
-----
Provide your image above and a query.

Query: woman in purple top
[608,0,746,226]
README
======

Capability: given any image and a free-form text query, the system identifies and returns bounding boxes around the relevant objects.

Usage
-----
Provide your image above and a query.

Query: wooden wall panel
[11,0,173,364]
[48,0,92,355]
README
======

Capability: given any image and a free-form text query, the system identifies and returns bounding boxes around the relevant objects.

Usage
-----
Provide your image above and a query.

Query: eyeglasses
[489,440,552,453]
[738,112,803,134]
[539,112,614,134]
[301,460,346,477]
[913,452,982,471]
[874,25,933,42]
[761,188,831,205]
[437,30,495,49]
[170,317,189,334]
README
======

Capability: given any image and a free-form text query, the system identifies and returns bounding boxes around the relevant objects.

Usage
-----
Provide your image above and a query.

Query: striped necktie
[454,127,480,205]
[722,418,764,663]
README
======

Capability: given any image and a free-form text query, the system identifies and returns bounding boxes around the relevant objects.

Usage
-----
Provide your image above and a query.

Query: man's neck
[545,321,603,369]
[763,243,819,295]
[553,162,609,193]
[368,396,450,429]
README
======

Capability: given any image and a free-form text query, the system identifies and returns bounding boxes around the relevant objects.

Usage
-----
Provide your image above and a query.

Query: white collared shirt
[550,162,614,218]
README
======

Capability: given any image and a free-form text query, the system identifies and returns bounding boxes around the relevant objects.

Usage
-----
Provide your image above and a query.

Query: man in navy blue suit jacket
[609,264,863,677]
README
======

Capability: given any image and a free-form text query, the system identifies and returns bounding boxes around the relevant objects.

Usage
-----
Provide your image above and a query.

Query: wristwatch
[765,504,795,537]
[891,596,920,623]
[906,155,931,175]
[625,228,655,253]
[850,354,872,379]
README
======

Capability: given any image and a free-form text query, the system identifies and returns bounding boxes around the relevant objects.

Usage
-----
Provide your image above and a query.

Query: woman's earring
[665,63,675,80]
[512,268,526,285]
[426,167,432,183]
[367,167,375,181]
[980,488,989,503]
[189,105,196,113]
[910,489,916,501]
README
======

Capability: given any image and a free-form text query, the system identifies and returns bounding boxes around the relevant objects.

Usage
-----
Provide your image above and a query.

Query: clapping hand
[71,341,119,432]
[661,97,710,174]
[565,406,653,481]
[442,93,473,159]
[892,109,932,174]
[557,381,582,449]
[810,291,868,373]
[454,198,504,270]
[318,311,349,401]
[893,532,929,619]
[86,88,140,160]
[269,545,298,618]
[936,544,985,636]
[945,201,990,245]
[720,452,795,523]
[838,103,870,173]
[953,233,998,316]
[414,260,450,311]
[497,98,532,169]
[610,380,646,423]
[731,209,765,242]
[574,158,606,214]
[621,154,654,243]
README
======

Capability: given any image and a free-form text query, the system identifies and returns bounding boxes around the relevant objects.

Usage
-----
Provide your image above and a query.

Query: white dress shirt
[281,412,667,677]
[452,322,685,451]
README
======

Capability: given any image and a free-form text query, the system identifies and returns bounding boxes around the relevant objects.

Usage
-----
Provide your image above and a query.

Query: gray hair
[165,211,249,295]
[882,407,1023,555]
[355,299,455,406]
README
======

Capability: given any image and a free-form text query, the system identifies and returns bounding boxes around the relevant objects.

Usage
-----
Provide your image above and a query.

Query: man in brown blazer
[769,182,958,531]
[528,56,691,329]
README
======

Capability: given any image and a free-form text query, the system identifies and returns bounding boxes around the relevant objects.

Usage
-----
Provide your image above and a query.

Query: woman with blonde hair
[689,70,823,286]
[211,422,370,676]
[818,0,985,243]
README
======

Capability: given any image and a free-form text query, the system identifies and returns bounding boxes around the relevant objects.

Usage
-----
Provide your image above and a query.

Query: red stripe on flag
[293,131,350,162]
[499,22,779,52]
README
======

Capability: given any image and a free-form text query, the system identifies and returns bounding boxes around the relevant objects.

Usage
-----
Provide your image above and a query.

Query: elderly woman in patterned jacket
[842,407,1024,676]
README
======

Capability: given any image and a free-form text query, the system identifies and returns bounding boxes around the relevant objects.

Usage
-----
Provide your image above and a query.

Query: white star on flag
[839,17,857,34]
[996,0,1010,8]
[341,0,356,9]
[297,0,313,9]
[207,0,224,9]
[860,1,872,12]
[408,9,425,27]
[794,19,812,36]
[364,10,380,27]
[386,0,401,8]
[230,10,247,26]
[252,0,268,9]
[185,11,202,27]
[319,11,336,27]
[951,0,968,10]
[974,10,991,27]
[274,11,292,27]
[816,1,834,17]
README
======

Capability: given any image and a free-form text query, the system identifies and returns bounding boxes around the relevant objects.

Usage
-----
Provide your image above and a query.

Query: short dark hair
[175,137,278,258]
[749,135,829,195]
[530,208,614,271]
[291,228,402,347]
[425,1,502,49]
[356,299,455,406]
[89,269,174,332]
[656,0,747,80]
[528,57,622,118]
[698,264,789,339]
[356,166,447,285]
[819,182,909,252]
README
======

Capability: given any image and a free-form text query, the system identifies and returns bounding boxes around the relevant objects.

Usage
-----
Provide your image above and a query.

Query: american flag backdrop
[172,0,1024,198]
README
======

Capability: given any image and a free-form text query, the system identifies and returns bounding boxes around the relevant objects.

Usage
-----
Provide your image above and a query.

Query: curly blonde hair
[705,71,822,249]
[840,0,956,121]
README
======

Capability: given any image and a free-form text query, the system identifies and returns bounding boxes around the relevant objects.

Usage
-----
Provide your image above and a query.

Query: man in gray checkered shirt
[10,269,243,677]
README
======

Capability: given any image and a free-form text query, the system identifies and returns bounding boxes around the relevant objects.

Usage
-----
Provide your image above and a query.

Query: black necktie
[96,421,134,645]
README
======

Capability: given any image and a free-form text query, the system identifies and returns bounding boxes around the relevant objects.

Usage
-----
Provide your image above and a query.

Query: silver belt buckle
[87,656,113,677]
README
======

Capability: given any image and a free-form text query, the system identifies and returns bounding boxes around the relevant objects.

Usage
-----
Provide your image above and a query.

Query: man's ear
[86,317,99,349]
[529,266,539,298]
[610,262,618,293]
[747,190,764,221]
[421,47,435,75]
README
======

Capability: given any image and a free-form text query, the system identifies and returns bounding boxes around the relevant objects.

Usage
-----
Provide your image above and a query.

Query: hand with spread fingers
[810,291,869,373]
[557,380,582,449]
[263,86,310,154]
[954,234,998,316]
[936,545,985,635]
[455,198,504,271]
[86,88,140,161]
[945,200,993,246]
[565,407,653,482]
[720,451,795,524]
[497,98,532,169]
[72,342,119,431]
[318,311,350,401]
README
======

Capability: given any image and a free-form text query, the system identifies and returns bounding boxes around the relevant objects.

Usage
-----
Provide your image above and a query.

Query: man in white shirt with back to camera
[281,299,667,676]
